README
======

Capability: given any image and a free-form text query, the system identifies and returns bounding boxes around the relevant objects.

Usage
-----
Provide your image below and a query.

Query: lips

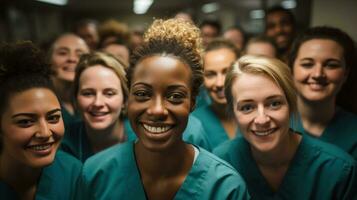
[251,128,277,136]
[307,82,328,91]
[26,142,55,155]
[216,89,226,99]
[142,124,172,133]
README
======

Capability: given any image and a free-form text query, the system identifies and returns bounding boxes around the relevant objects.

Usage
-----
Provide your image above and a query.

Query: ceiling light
[35,0,68,6]
[202,2,220,13]
[134,0,154,14]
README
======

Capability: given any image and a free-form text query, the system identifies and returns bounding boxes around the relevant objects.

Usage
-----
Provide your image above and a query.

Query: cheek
[2,127,34,146]
[327,70,347,83]
[52,123,65,137]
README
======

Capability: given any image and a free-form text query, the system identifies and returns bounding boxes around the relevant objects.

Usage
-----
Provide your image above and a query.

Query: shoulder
[303,136,356,167]
[82,142,133,178]
[194,147,250,199]
[213,136,246,161]
[53,150,82,170]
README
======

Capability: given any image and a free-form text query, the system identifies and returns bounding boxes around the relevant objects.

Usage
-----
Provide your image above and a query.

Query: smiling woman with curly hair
[78,18,250,200]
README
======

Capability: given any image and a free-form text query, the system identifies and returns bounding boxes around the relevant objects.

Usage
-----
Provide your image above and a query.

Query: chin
[28,154,56,169]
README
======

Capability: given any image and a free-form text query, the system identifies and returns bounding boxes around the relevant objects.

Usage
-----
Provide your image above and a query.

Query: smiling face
[293,39,347,103]
[77,65,124,131]
[128,56,193,152]
[51,34,89,82]
[0,88,64,168]
[265,11,294,51]
[204,48,237,106]
[232,73,290,153]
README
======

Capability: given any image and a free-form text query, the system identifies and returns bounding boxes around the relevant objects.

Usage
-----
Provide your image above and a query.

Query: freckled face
[0,88,64,168]
[232,73,290,153]
[293,39,347,103]
[128,56,193,152]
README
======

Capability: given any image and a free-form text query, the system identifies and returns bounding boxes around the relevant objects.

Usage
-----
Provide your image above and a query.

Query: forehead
[53,35,88,50]
[298,39,344,58]
[80,65,120,84]
[232,73,284,99]
[5,88,60,114]
[266,11,291,23]
[132,56,191,85]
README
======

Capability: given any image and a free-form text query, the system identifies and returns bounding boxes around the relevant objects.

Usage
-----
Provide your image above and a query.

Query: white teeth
[90,112,107,116]
[253,129,274,136]
[143,124,171,133]
[29,144,51,151]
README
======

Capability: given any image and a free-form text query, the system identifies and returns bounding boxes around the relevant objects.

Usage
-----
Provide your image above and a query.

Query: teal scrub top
[124,115,212,151]
[78,141,250,200]
[195,86,211,108]
[61,104,81,127]
[192,105,238,149]
[213,134,357,199]
[0,150,82,200]
[292,107,357,159]
[61,120,136,162]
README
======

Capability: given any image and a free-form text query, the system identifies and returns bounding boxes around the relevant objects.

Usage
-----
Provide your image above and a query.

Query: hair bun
[0,41,51,80]
[144,18,203,57]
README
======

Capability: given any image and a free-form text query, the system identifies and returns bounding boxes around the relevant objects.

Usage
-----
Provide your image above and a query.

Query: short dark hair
[199,19,222,35]
[205,38,241,58]
[288,26,355,70]
[265,6,296,29]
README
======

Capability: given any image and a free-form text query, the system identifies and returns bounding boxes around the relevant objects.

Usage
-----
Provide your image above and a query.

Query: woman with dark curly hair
[79,18,249,200]
[0,41,81,199]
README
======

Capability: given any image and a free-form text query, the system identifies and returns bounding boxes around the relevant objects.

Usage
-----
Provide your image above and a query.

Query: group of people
[0,5,357,200]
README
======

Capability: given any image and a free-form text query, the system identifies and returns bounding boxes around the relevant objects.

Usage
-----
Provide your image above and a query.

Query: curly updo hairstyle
[0,41,55,116]
[129,18,204,100]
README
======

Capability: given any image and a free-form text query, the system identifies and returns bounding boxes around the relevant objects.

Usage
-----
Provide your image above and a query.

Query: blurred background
[1,0,356,44]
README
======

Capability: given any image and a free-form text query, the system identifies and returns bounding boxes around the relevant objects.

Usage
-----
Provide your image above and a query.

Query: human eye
[299,61,314,68]
[132,90,150,101]
[80,90,94,97]
[204,71,216,79]
[47,114,61,124]
[104,89,117,97]
[268,100,283,110]
[325,61,342,69]
[55,49,68,56]
[167,92,186,104]
[15,118,35,128]
[237,103,254,113]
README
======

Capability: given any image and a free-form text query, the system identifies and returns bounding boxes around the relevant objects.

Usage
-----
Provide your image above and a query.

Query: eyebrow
[237,95,284,103]
[12,108,62,119]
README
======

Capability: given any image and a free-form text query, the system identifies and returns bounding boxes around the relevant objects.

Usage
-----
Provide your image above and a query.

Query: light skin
[77,65,125,152]
[0,88,63,200]
[51,34,89,115]
[103,44,130,65]
[204,48,237,138]
[128,55,194,200]
[224,29,244,50]
[293,39,347,136]
[246,42,276,58]
[201,25,219,47]
[265,11,294,51]
[232,73,301,191]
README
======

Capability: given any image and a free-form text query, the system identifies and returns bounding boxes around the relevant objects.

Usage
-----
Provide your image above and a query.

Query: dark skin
[128,56,196,199]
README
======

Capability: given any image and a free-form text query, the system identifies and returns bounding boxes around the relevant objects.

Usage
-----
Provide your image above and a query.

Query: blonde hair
[129,18,204,98]
[225,55,297,117]
[74,52,128,117]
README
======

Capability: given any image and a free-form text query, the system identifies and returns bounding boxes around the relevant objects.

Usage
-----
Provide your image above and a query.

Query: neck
[251,130,301,168]
[134,141,194,178]
[52,77,73,103]
[211,103,229,119]
[298,96,336,136]
[0,154,42,195]
[86,120,125,153]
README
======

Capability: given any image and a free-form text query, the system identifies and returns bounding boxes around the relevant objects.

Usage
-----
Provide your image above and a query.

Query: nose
[312,64,325,79]
[67,52,79,63]
[35,119,52,139]
[93,94,105,107]
[147,96,168,120]
[254,106,270,125]
[215,73,225,88]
